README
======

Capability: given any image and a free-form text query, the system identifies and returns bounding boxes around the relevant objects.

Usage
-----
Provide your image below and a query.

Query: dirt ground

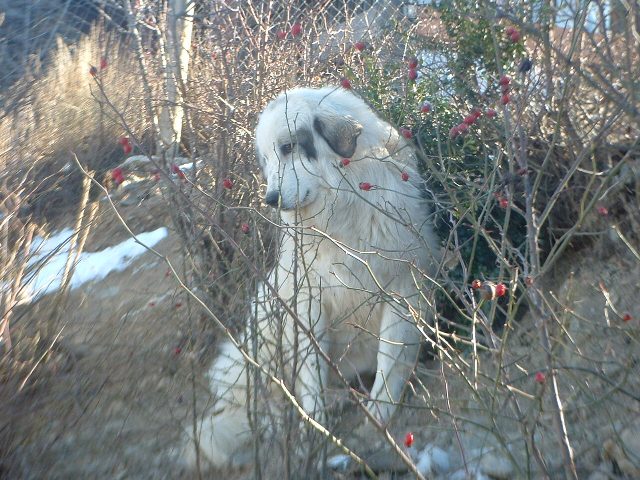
[2,178,639,480]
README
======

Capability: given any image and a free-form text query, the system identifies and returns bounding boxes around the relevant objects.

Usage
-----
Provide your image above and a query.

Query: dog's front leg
[293,296,329,421]
[368,303,420,424]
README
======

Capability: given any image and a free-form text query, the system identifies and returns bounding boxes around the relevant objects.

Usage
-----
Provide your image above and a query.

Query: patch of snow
[120,154,154,167]
[413,443,450,476]
[326,453,351,471]
[450,469,490,480]
[178,159,204,171]
[119,155,198,169]
[21,227,168,303]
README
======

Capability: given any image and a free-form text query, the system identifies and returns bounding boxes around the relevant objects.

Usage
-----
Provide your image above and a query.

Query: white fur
[185,86,441,469]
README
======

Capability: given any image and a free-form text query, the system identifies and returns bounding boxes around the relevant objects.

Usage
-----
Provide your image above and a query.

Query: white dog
[186,86,441,469]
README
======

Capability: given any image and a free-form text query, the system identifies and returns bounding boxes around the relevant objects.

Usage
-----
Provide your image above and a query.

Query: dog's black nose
[264,191,280,207]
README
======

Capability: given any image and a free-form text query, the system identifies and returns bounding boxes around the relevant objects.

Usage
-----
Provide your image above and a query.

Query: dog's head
[255,88,363,213]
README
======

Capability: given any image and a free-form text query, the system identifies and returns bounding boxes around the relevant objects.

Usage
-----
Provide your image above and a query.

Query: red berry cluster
[499,75,511,105]
[450,108,482,139]
[493,190,510,209]
[111,167,125,185]
[406,56,419,81]
[276,22,302,40]
[472,280,507,300]
[171,163,186,179]
[354,41,366,52]
[400,127,413,139]
[118,136,133,155]
[89,57,108,77]
[505,26,521,43]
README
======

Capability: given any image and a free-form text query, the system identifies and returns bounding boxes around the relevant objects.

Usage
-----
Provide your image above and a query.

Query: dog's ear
[313,113,362,158]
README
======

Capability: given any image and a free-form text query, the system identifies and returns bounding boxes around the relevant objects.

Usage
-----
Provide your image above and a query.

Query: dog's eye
[280,143,295,155]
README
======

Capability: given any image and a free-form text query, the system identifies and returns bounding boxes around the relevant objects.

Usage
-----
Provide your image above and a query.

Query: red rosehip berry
[486,108,497,118]
[499,197,509,209]
[276,30,287,40]
[407,57,418,69]
[471,279,482,290]
[597,206,608,216]
[89,65,98,77]
[622,313,632,322]
[420,101,431,113]
[123,142,133,154]
[175,302,182,308]
[340,158,351,167]
[499,75,510,87]
[457,123,469,134]
[505,26,516,36]
[535,371,546,384]
[408,68,418,81]
[118,136,130,146]
[359,182,373,191]
[173,346,182,356]
[463,115,476,126]
[111,169,125,185]
[100,57,108,70]
[495,283,507,297]
[510,30,521,42]
[404,432,414,448]
[222,178,234,189]
[171,163,180,174]
[111,167,124,180]
[501,94,511,105]
[340,77,351,89]
[290,22,302,37]
[354,41,366,52]
[148,301,156,307]
[401,171,409,182]
[241,223,250,234]
[400,127,413,139]
[176,170,186,180]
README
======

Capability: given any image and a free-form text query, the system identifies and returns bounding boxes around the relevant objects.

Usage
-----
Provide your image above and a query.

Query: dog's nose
[264,191,280,207]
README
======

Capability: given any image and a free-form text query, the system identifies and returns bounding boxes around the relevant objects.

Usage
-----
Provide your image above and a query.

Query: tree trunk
[159,0,194,159]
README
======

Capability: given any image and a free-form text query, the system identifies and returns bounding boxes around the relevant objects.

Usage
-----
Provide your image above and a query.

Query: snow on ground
[20,227,168,303]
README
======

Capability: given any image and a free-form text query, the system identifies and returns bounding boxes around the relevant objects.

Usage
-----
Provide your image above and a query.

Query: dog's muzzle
[264,190,280,207]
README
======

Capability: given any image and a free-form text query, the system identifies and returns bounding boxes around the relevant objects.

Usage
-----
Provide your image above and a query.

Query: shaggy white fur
[185,86,441,469]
